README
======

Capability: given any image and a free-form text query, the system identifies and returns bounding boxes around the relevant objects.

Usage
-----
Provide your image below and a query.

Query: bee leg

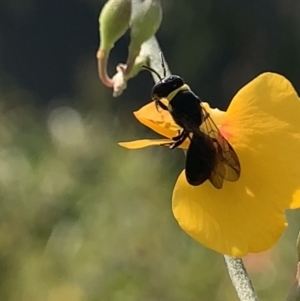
[163,130,185,144]
[155,99,168,112]
[169,131,189,149]
[160,131,189,149]
[172,130,184,141]
[202,111,210,122]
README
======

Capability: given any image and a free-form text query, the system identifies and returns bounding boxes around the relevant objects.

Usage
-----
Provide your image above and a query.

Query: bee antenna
[160,52,166,78]
[142,65,162,81]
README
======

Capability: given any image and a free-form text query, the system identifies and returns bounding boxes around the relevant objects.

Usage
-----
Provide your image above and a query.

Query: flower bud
[99,0,131,51]
[129,0,162,51]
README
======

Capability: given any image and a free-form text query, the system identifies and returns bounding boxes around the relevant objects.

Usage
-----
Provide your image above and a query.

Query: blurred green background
[0,0,300,300]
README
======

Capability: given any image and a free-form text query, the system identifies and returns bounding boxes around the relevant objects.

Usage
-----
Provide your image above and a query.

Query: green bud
[99,0,131,51]
[129,0,162,50]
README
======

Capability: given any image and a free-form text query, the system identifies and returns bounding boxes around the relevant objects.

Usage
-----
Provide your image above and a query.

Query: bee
[143,54,241,189]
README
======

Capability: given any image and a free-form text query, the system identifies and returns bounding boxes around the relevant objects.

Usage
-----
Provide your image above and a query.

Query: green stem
[139,36,171,80]
[224,256,259,301]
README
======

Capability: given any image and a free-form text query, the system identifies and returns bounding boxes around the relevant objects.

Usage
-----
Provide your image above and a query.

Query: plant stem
[224,256,259,301]
[140,36,171,80]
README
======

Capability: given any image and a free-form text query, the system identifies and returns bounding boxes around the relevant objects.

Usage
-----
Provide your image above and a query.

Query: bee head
[151,75,184,100]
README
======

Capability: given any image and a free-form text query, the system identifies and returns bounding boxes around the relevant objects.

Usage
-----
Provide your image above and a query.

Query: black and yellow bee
[143,55,241,189]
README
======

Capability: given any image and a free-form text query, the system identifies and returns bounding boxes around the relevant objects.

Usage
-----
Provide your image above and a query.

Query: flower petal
[223,72,300,209]
[172,171,287,257]
[172,72,300,256]
[119,139,172,149]
[119,138,189,149]
[201,102,226,128]
[134,100,179,139]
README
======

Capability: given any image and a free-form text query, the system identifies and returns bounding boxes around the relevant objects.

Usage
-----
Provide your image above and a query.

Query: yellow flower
[120,72,300,257]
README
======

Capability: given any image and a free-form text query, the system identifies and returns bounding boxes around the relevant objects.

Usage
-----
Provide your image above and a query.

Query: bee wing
[199,105,241,182]
[189,132,227,189]
[209,168,224,189]
[208,145,226,189]
[185,134,215,186]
